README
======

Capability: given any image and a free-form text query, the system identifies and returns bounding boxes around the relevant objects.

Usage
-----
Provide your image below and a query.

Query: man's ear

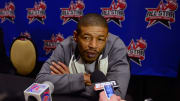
[106,33,109,40]
[73,30,78,42]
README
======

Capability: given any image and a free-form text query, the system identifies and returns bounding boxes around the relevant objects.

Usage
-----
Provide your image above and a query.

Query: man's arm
[49,61,92,86]
[107,38,130,99]
[35,44,86,94]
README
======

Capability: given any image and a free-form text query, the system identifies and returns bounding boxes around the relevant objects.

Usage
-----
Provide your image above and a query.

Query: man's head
[74,13,109,63]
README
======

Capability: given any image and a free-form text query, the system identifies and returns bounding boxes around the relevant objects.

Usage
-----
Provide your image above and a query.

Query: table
[0,73,96,101]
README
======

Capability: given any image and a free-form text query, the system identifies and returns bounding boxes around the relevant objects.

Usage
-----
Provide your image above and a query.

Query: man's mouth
[86,51,97,58]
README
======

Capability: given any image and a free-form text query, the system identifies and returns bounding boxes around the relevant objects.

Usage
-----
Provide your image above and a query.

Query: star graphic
[28,17,45,24]
[62,15,80,25]
[107,18,122,27]
[147,19,171,29]
[0,2,15,24]
[127,38,147,66]
[1,16,15,23]
[27,1,46,24]
[101,0,126,27]
[130,57,142,66]
[60,0,84,25]
[146,0,173,29]
[61,7,79,25]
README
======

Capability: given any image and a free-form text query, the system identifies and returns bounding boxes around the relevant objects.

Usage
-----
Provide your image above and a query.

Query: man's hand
[99,91,124,101]
[84,73,92,86]
[50,61,70,75]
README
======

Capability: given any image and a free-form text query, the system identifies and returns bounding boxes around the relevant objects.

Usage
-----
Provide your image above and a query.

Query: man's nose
[89,39,97,49]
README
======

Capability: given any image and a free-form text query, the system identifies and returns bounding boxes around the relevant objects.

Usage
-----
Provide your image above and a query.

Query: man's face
[74,26,108,63]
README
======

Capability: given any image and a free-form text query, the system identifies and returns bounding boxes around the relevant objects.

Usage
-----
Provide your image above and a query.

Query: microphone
[90,70,118,91]
[90,70,107,83]
[24,81,54,101]
[90,70,119,99]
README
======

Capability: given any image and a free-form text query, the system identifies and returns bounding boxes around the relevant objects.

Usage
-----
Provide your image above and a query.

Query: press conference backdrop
[0,0,180,77]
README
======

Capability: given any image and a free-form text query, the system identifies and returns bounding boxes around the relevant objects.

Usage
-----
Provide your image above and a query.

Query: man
[35,13,130,100]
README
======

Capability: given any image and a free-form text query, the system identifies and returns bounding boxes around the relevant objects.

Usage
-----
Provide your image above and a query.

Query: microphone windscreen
[42,81,54,94]
[90,70,107,83]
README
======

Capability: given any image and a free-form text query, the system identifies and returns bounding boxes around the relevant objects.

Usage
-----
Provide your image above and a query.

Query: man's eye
[98,38,105,41]
[84,36,90,40]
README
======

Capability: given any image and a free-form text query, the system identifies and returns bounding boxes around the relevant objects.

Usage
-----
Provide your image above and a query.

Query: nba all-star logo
[13,32,31,40]
[43,33,64,54]
[60,0,85,25]
[0,2,15,23]
[101,0,127,27]
[127,37,147,66]
[27,1,46,24]
[145,0,178,29]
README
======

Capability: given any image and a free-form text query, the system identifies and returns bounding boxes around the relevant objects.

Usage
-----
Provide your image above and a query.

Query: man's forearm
[35,62,86,94]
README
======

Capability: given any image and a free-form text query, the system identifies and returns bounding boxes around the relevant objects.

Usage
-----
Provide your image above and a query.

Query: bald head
[77,13,108,33]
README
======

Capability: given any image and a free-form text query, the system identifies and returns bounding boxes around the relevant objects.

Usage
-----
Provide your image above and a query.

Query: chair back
[10,36,37,75]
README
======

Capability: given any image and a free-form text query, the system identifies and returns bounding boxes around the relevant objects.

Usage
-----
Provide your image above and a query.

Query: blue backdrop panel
[0,0,180,77]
